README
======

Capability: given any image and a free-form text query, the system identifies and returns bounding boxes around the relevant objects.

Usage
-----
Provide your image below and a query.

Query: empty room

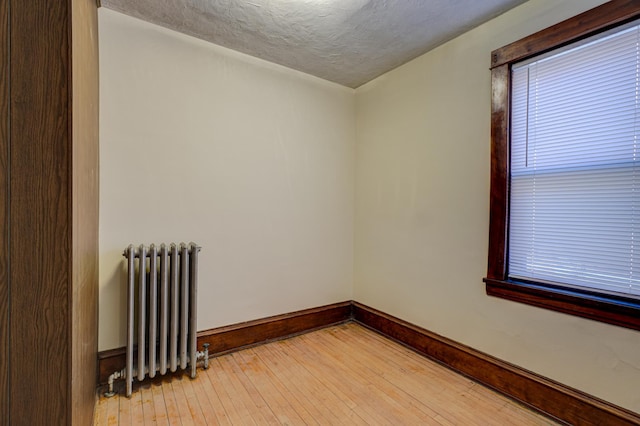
[1,0,639,425]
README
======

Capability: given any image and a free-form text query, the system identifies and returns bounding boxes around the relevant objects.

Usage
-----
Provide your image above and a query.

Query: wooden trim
[97,348,128,386]
[97,301,352,383]
[0,2,99,423]
[197,301,352,355]
[0,0,8,421]
[487,63,510,279]
[70,0,100,424]
[491,0,640,68]
[485,278,640,332]
[10,1,72,423]
[352,302,640,426]
[486,0,640,331]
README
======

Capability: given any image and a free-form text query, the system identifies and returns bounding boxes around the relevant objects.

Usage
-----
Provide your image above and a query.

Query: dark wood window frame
[484,0,640,331]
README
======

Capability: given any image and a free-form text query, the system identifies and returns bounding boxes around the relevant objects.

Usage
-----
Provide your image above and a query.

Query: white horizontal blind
[509,22,640,298]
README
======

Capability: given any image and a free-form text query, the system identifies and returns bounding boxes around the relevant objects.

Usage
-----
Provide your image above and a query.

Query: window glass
[508,21,640,297]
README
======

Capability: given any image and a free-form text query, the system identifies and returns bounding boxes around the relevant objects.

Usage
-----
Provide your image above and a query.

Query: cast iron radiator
[105,242,209,397]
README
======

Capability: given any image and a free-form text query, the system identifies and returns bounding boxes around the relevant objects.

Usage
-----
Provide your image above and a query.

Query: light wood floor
[94,322,558,425]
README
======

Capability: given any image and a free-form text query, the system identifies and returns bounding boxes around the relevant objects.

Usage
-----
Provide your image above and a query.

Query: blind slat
[508,21,640,298]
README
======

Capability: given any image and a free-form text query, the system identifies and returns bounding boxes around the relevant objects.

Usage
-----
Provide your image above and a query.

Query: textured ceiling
[99,0,528,88]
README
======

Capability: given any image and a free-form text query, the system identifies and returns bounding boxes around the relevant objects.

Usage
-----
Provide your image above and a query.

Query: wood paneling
[0,1,99,424]
[98,301,353,383]
[9,1,71,423]
[70,0,100,424]
[353,302,640,426]
[0,0,8,423]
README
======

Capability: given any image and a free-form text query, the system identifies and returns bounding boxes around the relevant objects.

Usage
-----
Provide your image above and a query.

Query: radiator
[105,242,209,398]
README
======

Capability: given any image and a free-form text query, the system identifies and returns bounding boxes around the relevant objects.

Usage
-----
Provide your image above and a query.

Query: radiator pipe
[104,345,210,398]
[104,369,124,398]
[200,343,210,370]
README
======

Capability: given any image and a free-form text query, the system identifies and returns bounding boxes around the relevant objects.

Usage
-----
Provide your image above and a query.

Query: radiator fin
[124,242,201,397]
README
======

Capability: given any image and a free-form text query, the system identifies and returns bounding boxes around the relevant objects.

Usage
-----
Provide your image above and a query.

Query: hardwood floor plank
[139,384,157,425]
[327,324,549,426]
[254,343,344,424]
[191,368,230,425]
[232,349,305,425]
[118,387,133,426]
[348,324,475,387]
[150,383,169,425]
[319,324,502,425]
[216,355,276,424]
[298,330,437,424]
[497,398,559,425]
[263,340,359,425]
[243,347,320,425]
[168,377,195,426]
[278,332,399,425]
[188,373,221,425]
[129,385,145,426]
[208,357,258,425]
[159,382,181,426]
[93,391,109,426]
[94,323,558,425]
[179,376,208,426]
[329,328,476,390]
[224,353,284,423]
[201,361,245,425]
[106,389,120,426]
[268,339,369,425]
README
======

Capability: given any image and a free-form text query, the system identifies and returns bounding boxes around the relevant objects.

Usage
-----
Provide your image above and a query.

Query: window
[484,0,640,331]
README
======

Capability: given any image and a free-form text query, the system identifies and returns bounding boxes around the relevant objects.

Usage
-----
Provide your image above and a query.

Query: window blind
[508,22,640,298]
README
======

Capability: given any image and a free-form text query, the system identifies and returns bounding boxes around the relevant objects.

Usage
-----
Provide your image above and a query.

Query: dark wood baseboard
[352,301,640,426]
[197,301,352,355]
[98,301,352,383]
[97,300,640,425]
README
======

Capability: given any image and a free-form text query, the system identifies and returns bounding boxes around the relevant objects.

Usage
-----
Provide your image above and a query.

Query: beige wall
[100,0,640,413]
[354,0,640,413]
[99,9,355,351]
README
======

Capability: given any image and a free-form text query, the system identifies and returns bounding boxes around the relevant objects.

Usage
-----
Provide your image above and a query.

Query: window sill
[483,278,640,331]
